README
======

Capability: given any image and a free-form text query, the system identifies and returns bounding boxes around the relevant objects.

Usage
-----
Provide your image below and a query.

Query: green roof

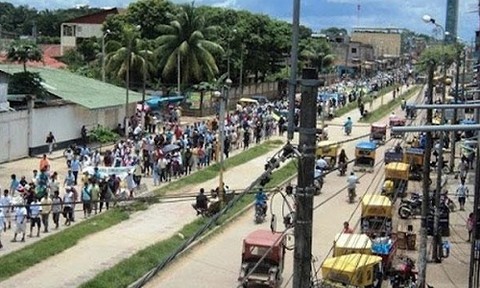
[0,64,143,109]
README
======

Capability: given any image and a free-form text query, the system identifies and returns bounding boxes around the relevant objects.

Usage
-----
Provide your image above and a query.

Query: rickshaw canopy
[333,233,372,257]
[403,147,424,166]
[461,119,476,125]
[238,98,259,105]
[385,162,410,180]
[244,229,284,247]
[321,254,382,286]
[361,194,393,218]
[356,141,376,151]
[242,230,285,264]
[389,116,406,125]
[371,123,387,130]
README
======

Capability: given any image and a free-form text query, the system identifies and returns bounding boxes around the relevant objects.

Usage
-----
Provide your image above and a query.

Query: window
[351,48,357,53]
[63,25,76,37]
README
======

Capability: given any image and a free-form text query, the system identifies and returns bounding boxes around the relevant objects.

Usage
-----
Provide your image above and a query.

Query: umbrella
[162,144,180,154]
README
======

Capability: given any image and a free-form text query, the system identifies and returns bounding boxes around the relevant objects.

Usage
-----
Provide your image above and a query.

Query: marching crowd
[0,100,283,249]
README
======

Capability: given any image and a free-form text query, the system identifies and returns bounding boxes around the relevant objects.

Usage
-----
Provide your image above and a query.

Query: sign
[82,166,135,180]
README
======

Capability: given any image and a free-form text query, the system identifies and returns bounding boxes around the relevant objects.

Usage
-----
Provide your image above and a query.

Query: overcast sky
[8,0,479,43]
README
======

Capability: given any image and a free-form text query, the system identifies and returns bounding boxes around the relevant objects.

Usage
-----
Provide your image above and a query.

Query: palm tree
[7,40,43,72]
[155,3,224,89]
[105,24,155,131]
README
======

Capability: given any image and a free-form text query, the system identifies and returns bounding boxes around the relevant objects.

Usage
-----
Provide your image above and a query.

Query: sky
[8,0,479,43]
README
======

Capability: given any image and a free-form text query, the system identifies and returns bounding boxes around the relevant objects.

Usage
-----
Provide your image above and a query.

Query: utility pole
[432,61,448,262]
[293,68,319,288]
[417,62,435,288]
[450,46,462,172]
[287,0,300,140]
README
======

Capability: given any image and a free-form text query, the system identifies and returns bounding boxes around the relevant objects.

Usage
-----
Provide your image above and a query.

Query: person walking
[29,198,42,238]
[12,204,27,242]
[70,157,81,185]
[51,191,62,229]
[456,180,469,211]
[81,183,92,218]
[0,190,12,230]
[46,131,56,154]
[0,207,4,248]
[40,195,52,233]
[467,212,474,242]
[63,187,74,226]
[91,180,100,215]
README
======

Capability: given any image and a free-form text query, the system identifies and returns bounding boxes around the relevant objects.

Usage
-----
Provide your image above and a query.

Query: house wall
[0,110,29,162]
[351,32,401,57]
[75,23,103,38]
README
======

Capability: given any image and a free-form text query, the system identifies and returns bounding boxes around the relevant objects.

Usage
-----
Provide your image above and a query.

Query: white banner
[82,166,135,180]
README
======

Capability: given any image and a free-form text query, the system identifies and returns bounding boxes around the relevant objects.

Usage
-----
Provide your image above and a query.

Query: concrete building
[60,8,119,55]
[331,34,375,77]
[351,28,402,58]
[0,64,142,161]
[445,0,459,43]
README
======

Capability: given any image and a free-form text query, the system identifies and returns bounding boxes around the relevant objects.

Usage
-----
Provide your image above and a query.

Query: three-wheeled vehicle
[403,147,426,182]
[353,141,376,173]
[389,116,406,138]
[370,123,387,145]
[238,229,286,288]
[382,162,409,200]
[320,254,383,288]
[333,233,372,257]
[360,195,393,237]
[316,140,340,169]
[405,104,416,119]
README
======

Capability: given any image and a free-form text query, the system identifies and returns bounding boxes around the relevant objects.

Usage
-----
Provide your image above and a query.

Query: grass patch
[81,160,298,288]
[0,208,131,281]
[0,141,282,281]
[335,85,400,117]
[359,85,422,123]
[153,139,283,196]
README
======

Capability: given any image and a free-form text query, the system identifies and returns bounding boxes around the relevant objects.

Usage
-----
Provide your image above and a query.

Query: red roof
[244,230,284,247]
[0,45,66,69]
[64,8,119,24]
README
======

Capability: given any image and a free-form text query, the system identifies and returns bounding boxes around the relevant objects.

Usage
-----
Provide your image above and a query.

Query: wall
[0,110,29,162]
[75,23,103,38]
[351,32,401,57]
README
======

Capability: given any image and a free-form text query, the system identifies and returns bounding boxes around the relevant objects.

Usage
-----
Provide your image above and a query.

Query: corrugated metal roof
[0,64,143,109]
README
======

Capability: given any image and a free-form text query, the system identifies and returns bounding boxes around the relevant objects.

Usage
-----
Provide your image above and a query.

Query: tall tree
[155,3,224,86]
[126,0,177,39]
[6,40,43,72]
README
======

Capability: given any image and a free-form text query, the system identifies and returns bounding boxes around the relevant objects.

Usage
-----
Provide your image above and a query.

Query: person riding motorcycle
[338,149,348,175]
[255,188,268,216]
[192,188,209,215]
[346,172,359,202]
[344,117,353,135]
[316,156,329,171]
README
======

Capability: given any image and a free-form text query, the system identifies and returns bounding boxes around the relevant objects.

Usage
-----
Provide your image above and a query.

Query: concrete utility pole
[450,47,462,172]
[287,0,300,140]
[293,68,319,288]
[469,101,480,288]
[417,62,434,288]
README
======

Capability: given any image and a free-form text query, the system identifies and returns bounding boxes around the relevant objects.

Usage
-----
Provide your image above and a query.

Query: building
[351,28,403,58]
[60,8,120,55]
[0,64,143,161]
[330,34,375,77]
[445,0,459,43]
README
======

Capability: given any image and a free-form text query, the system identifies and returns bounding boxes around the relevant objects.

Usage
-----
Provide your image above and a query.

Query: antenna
[356,0,361,27]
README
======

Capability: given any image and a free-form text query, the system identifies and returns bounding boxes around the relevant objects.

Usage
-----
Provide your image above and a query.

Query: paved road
[0,84,416,287]
[144,89,423,287]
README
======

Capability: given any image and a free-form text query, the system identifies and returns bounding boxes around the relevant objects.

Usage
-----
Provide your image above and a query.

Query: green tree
[7,72,47,98]
[155,3,224,86]
[125,0,177,39]
[6,40,43,72]
[416,44,457,72]
[300,37,334,72]
[105,25,155,104]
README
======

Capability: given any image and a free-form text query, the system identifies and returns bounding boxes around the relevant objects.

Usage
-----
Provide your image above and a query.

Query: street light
[101,29,112,82]
[422,12,447,269]
[216,78,232,204]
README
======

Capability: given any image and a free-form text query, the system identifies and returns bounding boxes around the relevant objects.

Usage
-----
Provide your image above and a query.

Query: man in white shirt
[12,204,27,242]
[0,190,12,231]
[316,156,329,170]
[347,172,359,200]
[63,188,75,226]
[0,207,4,248]
[29,198,42,238]
[456,180,469,211]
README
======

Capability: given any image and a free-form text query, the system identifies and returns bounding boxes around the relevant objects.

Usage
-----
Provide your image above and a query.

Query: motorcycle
[254,203,266,224]
[398,197,422,219]
[338,162,347,176]
[390,256,417,288]
[345,125,352,136]
[348,187,356,204]
[314,168,324,195]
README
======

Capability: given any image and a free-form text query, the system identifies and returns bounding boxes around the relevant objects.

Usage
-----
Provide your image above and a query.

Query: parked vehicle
[238,230,286,288]
[398,197,422,219]
[382,162,410,200]
[370,123,387,145]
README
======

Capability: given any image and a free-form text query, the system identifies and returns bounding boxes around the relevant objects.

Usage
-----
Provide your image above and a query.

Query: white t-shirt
[347,175,358,189]
[0,195,11,210]
[15,206,27,224]
[316,158,328,170]
[30,202,42,218]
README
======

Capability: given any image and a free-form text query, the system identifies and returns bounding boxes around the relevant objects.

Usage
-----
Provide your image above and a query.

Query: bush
[88,125,119,144]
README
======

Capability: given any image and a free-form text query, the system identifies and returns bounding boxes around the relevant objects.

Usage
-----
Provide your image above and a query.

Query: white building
[60,8,119,55]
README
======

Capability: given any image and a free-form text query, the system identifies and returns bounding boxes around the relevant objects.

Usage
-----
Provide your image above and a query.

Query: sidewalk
[0,84,419,287]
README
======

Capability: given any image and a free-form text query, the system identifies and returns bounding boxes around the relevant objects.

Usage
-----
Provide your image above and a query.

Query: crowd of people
[0,100,283,249]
